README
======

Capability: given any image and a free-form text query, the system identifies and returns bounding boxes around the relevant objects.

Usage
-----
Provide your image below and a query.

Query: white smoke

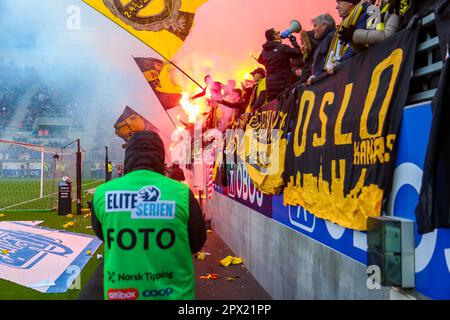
[0,0,338,159]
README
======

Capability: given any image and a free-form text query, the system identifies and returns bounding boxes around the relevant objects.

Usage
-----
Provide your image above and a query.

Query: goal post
[0,139,78,213]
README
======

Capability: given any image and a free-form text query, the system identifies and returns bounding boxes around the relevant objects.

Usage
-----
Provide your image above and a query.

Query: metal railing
[407,13,443,104]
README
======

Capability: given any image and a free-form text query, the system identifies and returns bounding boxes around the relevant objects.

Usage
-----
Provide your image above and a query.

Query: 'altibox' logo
[107,288,139,300]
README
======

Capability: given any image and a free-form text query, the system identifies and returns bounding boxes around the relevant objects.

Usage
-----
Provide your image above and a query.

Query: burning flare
[180,92,201,123]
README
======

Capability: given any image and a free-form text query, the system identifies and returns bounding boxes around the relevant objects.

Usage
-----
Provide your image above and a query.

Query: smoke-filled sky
[0,0,339,153]
[176,0,339,84]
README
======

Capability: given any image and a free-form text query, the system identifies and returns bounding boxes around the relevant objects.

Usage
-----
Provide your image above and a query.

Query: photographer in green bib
[91,130,206,300]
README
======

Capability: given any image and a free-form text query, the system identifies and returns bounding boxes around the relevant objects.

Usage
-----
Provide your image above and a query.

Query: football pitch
[0,179,105,300]
[0,178,104,212]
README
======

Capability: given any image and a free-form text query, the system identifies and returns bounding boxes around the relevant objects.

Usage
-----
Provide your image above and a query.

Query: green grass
[0,179,102,211]
[0,180,105,300]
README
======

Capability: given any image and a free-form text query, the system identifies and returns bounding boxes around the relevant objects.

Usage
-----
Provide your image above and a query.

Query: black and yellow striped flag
[83,0,208,59]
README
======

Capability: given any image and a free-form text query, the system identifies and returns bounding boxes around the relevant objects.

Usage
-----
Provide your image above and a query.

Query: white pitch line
[0,179,103,211]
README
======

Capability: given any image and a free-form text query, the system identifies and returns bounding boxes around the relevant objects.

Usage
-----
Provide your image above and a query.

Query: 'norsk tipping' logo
[105,186,176,220]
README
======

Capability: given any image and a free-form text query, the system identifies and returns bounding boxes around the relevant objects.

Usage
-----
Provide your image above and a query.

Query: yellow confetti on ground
[197,252,206,261]
[63,221,75,229]
[199,273,219,280]
[219,256,243,267]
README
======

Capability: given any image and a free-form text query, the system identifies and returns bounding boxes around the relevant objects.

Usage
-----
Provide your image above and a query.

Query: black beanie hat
[265,28,277,41]
[124,130,165,175]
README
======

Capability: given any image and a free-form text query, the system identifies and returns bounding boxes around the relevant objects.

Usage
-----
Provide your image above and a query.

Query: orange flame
[175,58,259,124]
[180,92,201,123]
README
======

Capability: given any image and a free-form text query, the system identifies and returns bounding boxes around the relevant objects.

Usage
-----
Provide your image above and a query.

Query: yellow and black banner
[283,29,419,230]
[134,57,182,110]
[240,98,290,195]
[114,106,160,142]
[83,0,208,59]
[216,98,290,195]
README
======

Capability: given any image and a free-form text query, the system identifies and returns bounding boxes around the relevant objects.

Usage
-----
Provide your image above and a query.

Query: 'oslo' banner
[283,28,419,231]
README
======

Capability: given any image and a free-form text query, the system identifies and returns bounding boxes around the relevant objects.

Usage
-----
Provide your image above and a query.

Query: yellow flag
[83,0,208,59]
[134,57,182,109]
[114,106,160,142]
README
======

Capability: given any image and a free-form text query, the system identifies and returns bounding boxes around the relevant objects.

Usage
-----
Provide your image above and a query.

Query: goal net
[0,139,79,212]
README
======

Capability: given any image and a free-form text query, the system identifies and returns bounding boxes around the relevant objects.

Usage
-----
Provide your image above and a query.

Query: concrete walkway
[195,230,271,300]
[78,228,271,300]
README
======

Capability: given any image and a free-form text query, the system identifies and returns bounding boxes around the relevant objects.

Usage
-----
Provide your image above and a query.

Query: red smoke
[174,0,340,84]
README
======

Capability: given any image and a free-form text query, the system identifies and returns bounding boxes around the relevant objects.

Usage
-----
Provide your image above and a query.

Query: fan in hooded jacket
[258,28,302,102]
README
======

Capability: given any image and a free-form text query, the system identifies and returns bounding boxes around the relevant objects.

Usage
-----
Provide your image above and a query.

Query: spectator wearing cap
[323,0,369,74]
[339,0,403,49]
[246,67,267,112]
[258,28,302,102]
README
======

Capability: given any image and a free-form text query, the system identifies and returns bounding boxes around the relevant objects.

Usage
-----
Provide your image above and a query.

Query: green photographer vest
[93,169,194,300]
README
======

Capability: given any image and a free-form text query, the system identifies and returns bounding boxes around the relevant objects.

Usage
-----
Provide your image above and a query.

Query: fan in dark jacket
[258,28,302,101]
[311,27,337,77]
[306,13,337,84]
[291,30,320,85]
[169,161,186,182]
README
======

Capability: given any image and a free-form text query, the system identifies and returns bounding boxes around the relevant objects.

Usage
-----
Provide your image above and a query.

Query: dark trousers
[77,262,104,300]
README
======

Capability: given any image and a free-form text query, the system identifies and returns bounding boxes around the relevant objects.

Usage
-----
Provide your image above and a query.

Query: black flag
[114,106,160,144]
[133,57,182,110]
[415,42,450,234]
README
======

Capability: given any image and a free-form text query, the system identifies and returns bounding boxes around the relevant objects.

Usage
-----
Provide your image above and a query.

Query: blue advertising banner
[272,195,368,264]
[388,102,450,300]
[214,163,272,218]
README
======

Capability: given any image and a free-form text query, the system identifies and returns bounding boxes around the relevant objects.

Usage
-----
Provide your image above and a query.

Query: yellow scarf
[324,3,365,70]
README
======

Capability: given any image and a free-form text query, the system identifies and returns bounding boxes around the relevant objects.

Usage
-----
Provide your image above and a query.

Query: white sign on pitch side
[0,221,102,293]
